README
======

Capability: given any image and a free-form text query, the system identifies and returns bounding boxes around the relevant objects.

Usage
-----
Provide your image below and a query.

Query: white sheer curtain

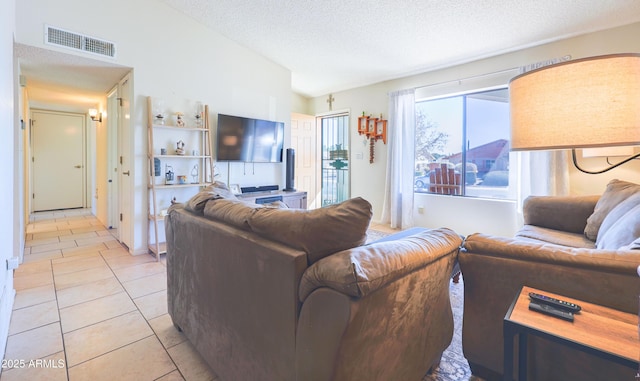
[516,150,570,210]
[515,57,571,223]
[381,89,415,229]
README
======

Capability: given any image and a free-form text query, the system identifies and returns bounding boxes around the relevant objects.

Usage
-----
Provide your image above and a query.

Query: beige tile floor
[1,209,218,381]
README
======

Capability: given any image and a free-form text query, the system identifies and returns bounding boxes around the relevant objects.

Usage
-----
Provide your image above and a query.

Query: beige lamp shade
[509,54,640,151]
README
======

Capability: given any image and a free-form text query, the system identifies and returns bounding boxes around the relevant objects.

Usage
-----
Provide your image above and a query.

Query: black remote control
[528,292,581,313]
[529,301,574,322]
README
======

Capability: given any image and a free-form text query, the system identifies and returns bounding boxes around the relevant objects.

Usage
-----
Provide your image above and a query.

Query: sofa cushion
[516,225,595,249]
[596,192,640,244]
[596,203,640,250]
[203,198,287,230]
[584,179,640,241]
[203,199,257,229]
[523,195,599,234]
[248,197,373,264]
[184,181,238,214]
[298,228,461,302]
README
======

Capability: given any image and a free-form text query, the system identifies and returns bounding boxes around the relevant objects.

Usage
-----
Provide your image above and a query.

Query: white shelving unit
[147,96,214,260]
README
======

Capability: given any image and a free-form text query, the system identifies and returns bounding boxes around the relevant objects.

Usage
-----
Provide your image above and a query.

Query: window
[414,88,513,199]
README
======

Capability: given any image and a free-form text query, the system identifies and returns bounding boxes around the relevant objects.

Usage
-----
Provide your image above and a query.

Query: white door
[320,113,350,206]
[118,75,133,250]
[107,87,119,230]
[32,110,85,211]
[290,113,319,208]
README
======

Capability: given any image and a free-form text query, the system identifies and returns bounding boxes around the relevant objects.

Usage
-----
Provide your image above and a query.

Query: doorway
[31,110,86,211]
[290,113,319,209]
[320,113,350,206]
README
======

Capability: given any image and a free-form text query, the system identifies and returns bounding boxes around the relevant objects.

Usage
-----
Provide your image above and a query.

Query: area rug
[365,229,393,244]
[422,278,480,381]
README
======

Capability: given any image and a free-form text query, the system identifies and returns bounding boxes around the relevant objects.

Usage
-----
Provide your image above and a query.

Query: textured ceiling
[16,0,640,109]
[162,0,640,97]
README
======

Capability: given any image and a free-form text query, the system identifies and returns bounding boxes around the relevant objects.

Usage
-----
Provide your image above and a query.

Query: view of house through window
[414,88,513,199]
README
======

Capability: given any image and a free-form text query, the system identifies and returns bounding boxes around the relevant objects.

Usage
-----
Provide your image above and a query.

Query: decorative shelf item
[174,112,186,127]
[175,140,185,155]
[194,102,204,128]
[152,98,167,125]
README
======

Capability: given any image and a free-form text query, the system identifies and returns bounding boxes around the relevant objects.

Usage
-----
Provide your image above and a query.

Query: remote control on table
[529,301,574,322]
[528,292,581,313]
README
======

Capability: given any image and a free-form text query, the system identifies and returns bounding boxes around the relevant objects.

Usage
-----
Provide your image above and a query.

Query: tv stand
[238,190,307,209]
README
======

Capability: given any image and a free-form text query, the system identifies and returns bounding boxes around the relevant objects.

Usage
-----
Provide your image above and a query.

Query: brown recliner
[460,193,640,381]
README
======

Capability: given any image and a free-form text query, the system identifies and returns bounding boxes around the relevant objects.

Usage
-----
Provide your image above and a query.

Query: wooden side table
[503,286,639,381]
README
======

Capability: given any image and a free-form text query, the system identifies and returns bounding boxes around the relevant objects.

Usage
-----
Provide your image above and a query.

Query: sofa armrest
[298,228,462,302]
[461,233,640,311]
[523,195,599,234]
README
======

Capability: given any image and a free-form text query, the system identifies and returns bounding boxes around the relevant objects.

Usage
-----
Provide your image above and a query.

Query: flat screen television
[216,114,285,162]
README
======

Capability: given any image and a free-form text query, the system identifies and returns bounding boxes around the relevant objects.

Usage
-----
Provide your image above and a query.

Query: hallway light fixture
[509,53,640,174]
[88,108,102,122]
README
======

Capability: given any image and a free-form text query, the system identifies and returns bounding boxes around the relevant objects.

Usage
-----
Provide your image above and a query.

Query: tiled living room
[4,2,640,381]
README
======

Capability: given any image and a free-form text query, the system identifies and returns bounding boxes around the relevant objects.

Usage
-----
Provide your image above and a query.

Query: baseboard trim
[0,283,16,371]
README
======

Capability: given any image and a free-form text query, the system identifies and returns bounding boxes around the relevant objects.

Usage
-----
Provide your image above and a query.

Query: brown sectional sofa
[460,179,640,381]
[165,186,462,381]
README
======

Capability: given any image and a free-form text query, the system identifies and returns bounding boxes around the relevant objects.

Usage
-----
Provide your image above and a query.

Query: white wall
[309,22,640,237]
[94,102,108,227]
[1,0,17,364]
[15,0,292,254]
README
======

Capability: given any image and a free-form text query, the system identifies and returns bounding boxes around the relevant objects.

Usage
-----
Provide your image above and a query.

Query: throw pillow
[184,181,238,214]
[584,179,640,241]
[620,237,640,250]
[596,192,640,246]
[248,197,373,264]
[596,203,640,250]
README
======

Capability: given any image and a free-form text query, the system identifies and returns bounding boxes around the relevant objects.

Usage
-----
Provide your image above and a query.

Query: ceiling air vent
[45,25,116,58]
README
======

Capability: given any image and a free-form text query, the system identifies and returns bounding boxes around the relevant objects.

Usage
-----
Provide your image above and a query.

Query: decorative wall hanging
[358,112,387,163]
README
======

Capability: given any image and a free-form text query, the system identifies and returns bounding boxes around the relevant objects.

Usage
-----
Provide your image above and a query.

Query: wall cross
[326,94,335,110]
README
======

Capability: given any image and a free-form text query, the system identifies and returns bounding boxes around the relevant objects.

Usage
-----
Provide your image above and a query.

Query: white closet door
[32,110,85,211]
